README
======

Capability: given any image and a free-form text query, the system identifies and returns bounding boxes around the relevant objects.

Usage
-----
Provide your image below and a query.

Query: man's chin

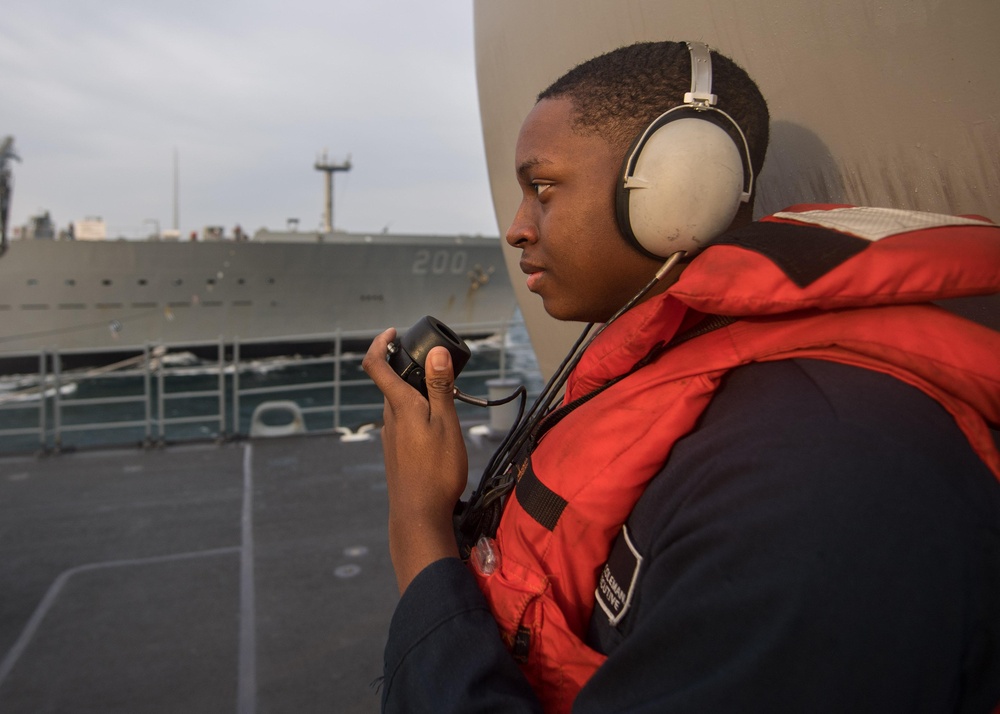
[539,298,594,324]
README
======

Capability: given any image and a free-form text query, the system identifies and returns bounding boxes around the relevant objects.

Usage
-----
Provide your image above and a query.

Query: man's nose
[505,200,538,248]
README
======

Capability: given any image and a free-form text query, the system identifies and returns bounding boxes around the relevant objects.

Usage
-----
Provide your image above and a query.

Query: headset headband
[685,41,717,107]
[622,42,754,203]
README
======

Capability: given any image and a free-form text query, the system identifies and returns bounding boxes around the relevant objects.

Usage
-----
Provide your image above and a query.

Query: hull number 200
[412,250,468,275]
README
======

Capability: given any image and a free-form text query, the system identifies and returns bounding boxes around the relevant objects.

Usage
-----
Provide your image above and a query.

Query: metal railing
[0,319,533,455]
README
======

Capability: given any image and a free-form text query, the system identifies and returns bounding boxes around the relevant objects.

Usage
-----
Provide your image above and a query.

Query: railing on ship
[0,318,535,455]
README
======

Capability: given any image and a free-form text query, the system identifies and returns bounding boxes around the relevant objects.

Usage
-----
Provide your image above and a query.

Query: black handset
[386,315,472,396]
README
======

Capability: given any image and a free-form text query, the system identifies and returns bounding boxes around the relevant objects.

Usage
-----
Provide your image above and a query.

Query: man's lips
[519,259,545,291]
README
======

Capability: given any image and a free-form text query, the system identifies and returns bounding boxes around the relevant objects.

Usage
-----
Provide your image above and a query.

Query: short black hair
[538,41,769,179]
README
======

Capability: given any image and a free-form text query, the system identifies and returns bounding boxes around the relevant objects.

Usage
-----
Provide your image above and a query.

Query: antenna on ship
[172,147,179,235]
[314,149,351,233]
[1,136,20,255]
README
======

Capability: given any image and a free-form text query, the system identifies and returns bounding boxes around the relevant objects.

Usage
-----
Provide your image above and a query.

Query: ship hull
[0,233,514,362]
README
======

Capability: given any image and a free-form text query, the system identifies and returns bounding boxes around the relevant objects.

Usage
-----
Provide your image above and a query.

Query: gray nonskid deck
[0,428,500,713]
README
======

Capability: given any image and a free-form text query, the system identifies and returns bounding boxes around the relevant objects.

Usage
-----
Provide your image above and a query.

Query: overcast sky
[1,0,500,239]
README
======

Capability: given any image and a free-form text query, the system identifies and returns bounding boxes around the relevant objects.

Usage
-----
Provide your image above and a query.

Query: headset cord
[456,252,688,550]
[480,250,686,480]
[455,323,594,547]
[456,311,738,552]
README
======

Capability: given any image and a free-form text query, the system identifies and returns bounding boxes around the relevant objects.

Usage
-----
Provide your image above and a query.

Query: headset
[616,41,755,259]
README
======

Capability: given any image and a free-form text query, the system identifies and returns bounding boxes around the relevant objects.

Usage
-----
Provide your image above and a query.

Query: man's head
[506,41,769,324]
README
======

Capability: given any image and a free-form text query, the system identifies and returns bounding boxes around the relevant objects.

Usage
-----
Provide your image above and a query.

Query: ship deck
[0,425,501,713]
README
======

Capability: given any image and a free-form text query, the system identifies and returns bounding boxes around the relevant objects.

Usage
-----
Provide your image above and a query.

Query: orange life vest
[472,205,1000,713]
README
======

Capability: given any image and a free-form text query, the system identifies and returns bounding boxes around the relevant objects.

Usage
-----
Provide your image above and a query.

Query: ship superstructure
[0,148,514,362]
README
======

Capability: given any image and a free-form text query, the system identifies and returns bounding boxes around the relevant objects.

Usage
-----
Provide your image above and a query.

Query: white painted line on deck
[0,546,240,691]
[237,442,257,714]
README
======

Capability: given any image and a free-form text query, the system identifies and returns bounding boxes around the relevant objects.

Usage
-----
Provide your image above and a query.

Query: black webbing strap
[514,467,568,532]
[715,221,869,288]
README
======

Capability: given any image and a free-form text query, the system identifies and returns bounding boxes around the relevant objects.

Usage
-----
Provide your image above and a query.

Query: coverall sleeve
[381,556,542,713]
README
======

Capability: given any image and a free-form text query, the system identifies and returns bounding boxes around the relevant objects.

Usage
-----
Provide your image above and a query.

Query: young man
[363,41,1000,712]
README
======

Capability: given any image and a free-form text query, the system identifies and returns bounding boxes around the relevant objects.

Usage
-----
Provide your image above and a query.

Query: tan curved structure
[474,0,1000,377]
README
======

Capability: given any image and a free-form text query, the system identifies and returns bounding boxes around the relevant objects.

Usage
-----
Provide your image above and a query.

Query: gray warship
[0,140,514,364]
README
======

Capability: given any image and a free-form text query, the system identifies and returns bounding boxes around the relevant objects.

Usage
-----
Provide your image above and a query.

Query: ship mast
[172,147,179,234]
[314,150,351,233]
[1,136,19,254]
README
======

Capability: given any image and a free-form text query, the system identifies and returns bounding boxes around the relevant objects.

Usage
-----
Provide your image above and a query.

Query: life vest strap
[516,466,567,531]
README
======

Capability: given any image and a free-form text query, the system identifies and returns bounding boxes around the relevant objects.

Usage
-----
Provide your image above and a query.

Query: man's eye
[532,182,551,196]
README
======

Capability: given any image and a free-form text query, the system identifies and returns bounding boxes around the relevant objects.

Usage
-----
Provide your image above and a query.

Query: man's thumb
[425,346,455,398]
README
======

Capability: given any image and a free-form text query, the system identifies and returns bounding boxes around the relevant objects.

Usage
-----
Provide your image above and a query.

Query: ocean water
[0,315,543,456]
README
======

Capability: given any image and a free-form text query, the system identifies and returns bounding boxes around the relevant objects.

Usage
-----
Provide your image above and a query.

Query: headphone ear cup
[617,116,746,258]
